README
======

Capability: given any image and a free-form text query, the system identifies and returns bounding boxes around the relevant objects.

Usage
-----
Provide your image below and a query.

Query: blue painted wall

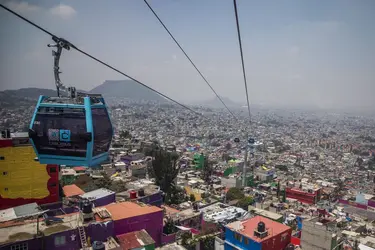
[137,191,163,207]
[224,227,261,250]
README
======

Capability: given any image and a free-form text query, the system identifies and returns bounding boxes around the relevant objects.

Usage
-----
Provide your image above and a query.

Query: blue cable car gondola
[28,36,113,167]
[29,95,113,166]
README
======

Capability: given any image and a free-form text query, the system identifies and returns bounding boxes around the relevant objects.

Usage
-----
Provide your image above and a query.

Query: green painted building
[193,153,205,169]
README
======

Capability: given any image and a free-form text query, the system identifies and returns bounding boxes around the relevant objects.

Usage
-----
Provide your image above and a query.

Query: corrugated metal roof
[0,203,41,222]
[117,229,155,249]
[13,203,40,217]
[80,188,115,200]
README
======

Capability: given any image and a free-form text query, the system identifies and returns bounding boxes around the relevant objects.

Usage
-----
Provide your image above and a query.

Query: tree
[202,157,213,183]
[201,235,216,250]
[190,194,196,202]
[119,130,131,139]
[237,196,254,210]
[166,186,186,205]
[150,149,180,198]
[226,187,245,201]
[163,217,177,235]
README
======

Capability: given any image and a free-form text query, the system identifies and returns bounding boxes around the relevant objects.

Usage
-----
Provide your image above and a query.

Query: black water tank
[138,188,145,197]
[285,244,295,250]
[82,200,93,214]
[257,221,266,232]
[92,241,105,250]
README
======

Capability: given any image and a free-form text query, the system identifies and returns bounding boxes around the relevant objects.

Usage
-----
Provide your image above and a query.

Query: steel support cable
[233,0,252,126]
[0,3,202,117]
[143,0,238,121]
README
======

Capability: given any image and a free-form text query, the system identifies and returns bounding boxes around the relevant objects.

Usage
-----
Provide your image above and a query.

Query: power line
[143,0,238,120]
[0,3,202,117]
[233,0,252,125]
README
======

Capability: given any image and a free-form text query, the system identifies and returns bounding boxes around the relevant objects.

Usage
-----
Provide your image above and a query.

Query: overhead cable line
[233,0,252,125]
[0,3,202,117]
[143,0,238,120]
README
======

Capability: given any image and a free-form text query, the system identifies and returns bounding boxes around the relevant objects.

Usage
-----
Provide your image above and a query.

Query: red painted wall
[286,188,318,204]
[261,228,292,250]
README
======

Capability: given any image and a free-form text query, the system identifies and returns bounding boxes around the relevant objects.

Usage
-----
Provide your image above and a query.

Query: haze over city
[1,0,375,111]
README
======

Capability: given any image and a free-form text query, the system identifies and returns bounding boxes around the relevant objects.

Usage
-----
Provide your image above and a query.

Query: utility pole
[242,145,248,187]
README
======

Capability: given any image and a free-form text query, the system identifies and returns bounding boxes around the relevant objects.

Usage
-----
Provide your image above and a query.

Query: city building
[80,188,116,207]
[193,153,205,169]
[117,229,155,250]
[300,217,339,250]
[285,184,322,204]
[0,201,164,249]
[104,201,164,246]
[60,168,77,186]
[117,179,163,206]
[0,132,59,209]
[254,166,275,182]
[225,216,292,250]
[62,184,85,198]
[248,206,284,223]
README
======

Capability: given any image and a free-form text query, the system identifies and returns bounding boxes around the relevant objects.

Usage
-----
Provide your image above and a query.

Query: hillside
[2,88,57,99]
[89,80,164,101]
[202,96,243,109]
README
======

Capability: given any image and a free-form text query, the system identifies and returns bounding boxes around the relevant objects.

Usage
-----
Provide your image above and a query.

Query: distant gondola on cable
[28,36,113,167]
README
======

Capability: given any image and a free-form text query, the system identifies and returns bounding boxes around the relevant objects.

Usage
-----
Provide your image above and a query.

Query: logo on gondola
[59,130,71,142]
[48,129,71,142]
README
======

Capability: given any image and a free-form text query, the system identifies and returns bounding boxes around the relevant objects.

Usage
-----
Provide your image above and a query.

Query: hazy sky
[1,0,374,110]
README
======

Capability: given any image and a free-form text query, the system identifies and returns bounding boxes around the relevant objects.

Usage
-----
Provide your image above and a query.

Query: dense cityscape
[1,0,375,250]
[1,94,375,250]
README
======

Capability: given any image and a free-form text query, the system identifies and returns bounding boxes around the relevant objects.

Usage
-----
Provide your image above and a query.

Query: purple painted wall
[368,200,375,208]
[3,229,81,250]
[86,221,114,243]
[162,233,176,245]
[114,211,163,246]
[2,221,114,250]
[339,199,368,210]
[93,193,116,207]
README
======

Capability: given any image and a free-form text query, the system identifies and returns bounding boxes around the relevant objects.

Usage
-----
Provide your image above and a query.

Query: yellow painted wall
[0,146,50,199]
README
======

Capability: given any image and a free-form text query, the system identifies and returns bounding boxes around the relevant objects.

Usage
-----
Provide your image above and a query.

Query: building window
[2,171,7,175]
[244,237,249,245]
[0,156,5,160]
[234,232,242,241]
[50,167,57,173]
[54,236,66,246]
[49,183,57,187]
[11,243,28,250]
[4,188,8,191]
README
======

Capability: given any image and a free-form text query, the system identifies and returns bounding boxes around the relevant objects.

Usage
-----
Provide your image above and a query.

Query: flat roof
[248,206,283,220]
[0,213,79,245]
[63,184,85,197]
[0,203,41,223]
[80,188,115,200]
[226,216,291,243]
[103,202,162,221]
